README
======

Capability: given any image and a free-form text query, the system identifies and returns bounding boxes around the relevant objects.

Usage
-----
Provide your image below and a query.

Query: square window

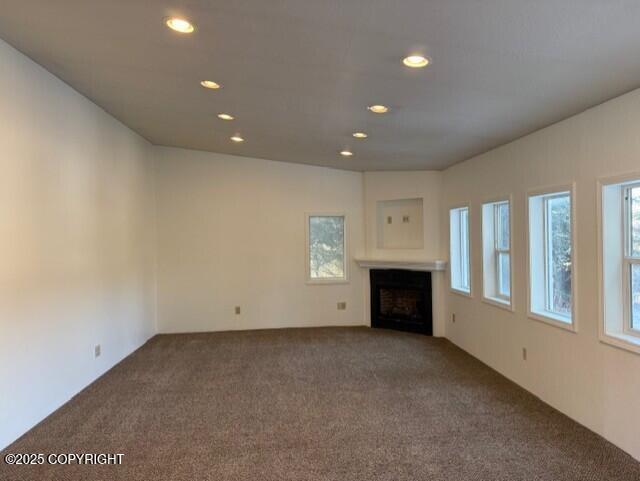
[307,215,346,282]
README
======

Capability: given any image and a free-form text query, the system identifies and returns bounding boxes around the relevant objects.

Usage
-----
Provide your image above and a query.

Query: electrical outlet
[235,306,241,315]
[402,215,410,223]
[452,313,456,323]
[94,344,101,358]
[522,348,527,361]
[337,302,347,310]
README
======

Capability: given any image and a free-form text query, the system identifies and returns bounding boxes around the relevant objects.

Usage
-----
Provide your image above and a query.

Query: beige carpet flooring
[2,327,640,480]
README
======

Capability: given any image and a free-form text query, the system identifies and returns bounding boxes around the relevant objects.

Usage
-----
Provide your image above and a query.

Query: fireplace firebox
[370,269,432,335]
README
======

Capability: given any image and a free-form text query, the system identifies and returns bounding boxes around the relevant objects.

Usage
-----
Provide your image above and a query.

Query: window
[306,214,347,283]
[482,200,511,306]
[528,189,574,327]
[450,206,471,294]
[624,184,640,333]
[601,179,640,352]
[544,194,572,316]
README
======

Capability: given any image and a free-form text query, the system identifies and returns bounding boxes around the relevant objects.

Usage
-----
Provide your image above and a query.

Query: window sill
[482,296,514,312]
[306,278,350,285]
[450,287,473,299]
[600,331,640,355]
[529,310,576,333]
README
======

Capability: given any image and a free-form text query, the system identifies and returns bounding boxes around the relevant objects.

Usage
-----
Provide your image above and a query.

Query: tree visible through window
[308,215,345,280]
[529,190,573,325]
[545,194,572,316]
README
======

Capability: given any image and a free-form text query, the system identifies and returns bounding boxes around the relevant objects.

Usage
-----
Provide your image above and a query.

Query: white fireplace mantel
[354,258,447,272]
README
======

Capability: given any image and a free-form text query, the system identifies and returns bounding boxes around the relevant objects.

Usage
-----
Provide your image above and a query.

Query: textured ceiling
[2,1,640,171]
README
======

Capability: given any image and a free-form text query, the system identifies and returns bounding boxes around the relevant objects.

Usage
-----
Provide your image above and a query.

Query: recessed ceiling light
[340,150,354,157]
[230,135,244,143]
[165,17,195,33]
[200,80,221,90]
[368,105,389,114]
[218,113,234,120]
[403,55,430,68]
[352,132,368,139]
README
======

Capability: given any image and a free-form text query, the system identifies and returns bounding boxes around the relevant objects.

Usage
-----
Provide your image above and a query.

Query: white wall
[442,88,640,460]
[4,24,639,463]
[0,39,157,450]
[363,171,446,335]
[155,147,365,333]
[364,171,443,261]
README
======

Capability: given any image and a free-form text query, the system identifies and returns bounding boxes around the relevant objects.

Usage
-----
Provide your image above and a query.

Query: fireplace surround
[370,269,432,335]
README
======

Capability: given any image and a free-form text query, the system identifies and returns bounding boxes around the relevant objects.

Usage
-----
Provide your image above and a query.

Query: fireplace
[370,269,432,335]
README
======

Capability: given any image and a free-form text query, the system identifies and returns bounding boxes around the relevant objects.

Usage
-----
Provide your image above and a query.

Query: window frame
[526,184,577,332]
[493,201,511,302]
[481,197,514,311]
[449,204,472,297]
[459,208,470,292]
[597,173,640,355]
[305,213,349,285]
[622,183,640,337]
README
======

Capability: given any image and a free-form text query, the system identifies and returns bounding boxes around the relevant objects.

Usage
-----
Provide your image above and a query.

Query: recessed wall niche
[376,198,424,249]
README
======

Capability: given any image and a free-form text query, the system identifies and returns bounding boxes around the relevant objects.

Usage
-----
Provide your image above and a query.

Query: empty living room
[2,1,640,480]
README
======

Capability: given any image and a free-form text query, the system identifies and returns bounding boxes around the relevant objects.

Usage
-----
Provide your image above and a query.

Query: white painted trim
[448,203,473,297]
[450,287,473,299]
[480,193,513,205]
[354,258,447,271]
[622,184,640,337]
[525,183,578,332]
[597,171,640,355]
[305,212,349,285]
[482,296,515,313]
[528,310,577,333]
[480,194,514,311]
[599,332,640,355]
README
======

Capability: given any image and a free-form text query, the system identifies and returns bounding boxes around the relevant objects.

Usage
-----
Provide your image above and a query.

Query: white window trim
[597,173,640,355]
[495,203,511,301]
[526,183,578,333]
[305,213,349,285]
[481,293,513,313]
[622,182,640,338]
[480,195,515,312]
[449,204,473,298]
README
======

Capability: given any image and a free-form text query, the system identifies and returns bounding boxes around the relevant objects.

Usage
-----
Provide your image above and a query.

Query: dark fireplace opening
[380,287,422,320]
[371,269,432,335]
